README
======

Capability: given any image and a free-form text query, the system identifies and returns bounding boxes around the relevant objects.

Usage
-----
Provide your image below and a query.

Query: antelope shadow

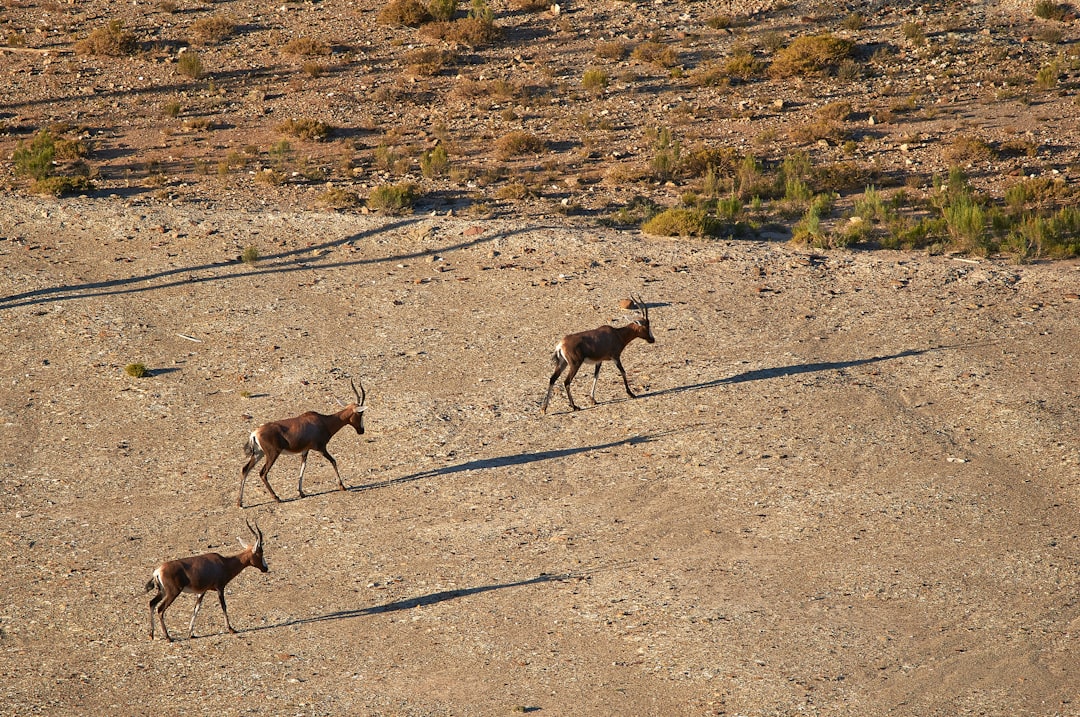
[0,221,543,311]
[643,345,976,399]
[348,425,699,493]
[247,561,634,633]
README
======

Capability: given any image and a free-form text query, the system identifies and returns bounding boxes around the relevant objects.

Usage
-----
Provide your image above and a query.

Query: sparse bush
[406,47,455,76]
[378,0,431,26]
[595,41,629,60]
[241,246,260,264]
[582,68,609,94]
[509,0,549,10]
[420,145,449,178]
[32,175,94,196]
[177,50,204,79]
[818,101,853,122]
[1034,0,1074,20]
[429,0,458,20]
[421,15,500,46]
[283,36,331,55]
[368,182,419,214]
[75,20,137,56]
[723,50,765,82]
[854,185,887,222]
[319,187,361,209]
[631,40,678,68]
[649,127,680,182]
[277,118,331,141]
[641,207,718,237]
[1036,62,1060,90]
[769,34,855,78]
[191,14,236,45]
[125,363,149,378]
[163,101,182,118]
[842,12,863,30]
[944,134,995,165]
[13,130,56,180]
[942,193,987,252]
[901,22,926,46]
[495,131,545,159]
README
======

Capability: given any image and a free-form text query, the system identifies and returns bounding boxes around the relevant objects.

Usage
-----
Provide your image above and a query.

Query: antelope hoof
[298,491,307,498]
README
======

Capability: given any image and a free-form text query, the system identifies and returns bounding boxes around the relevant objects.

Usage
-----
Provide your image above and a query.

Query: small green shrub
[75,20,137,56]
[277,118,331,141]
[191,14,236,45]
[641,208,718,237]
[723,50,765,82]
[649,127,680,182]
[428,0,457,21]
[1036,62,1059,90]
[631,40,678,68]
[595,41,629,60]
[283,36,331,55]
[378,0,431,26]
[241,246,260,264]
[854,185,887,222]
[495,131,545,159]
[177,50,204,79]
[901,22,926,46]
[1033,0,1074,20]
[406,47,455,76]
[319,187,361,209]
[31,175,94,196]
[769,34,855,78]
[125,363,149,378]
[582,68,609,94]
[13,130,56,180]
[420,145,449,178]
[368,183,419,214]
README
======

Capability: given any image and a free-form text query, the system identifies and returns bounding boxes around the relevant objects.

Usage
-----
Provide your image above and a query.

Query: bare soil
[2,1,1080,715]
[1,194,1079,716]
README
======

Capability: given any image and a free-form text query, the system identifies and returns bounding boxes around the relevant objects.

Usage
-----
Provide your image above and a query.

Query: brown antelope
[239,378,366,507]
[541,296,655,413]
[145,519,268,642]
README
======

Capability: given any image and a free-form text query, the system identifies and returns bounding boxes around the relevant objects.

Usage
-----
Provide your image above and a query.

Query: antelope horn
[246,518,262,548]
[351,377,365,406]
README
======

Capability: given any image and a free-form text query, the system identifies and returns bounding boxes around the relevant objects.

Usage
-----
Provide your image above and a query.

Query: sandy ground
[0,194,1078,715]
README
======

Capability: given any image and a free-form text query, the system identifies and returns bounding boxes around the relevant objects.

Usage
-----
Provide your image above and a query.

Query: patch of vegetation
[495,131,545,159]
[319,187,361,209]
[378,0,431,26]
[406,47,456,76]
[595,41,629,60]
[177,50,205,80]
[428,0,458,21]
[769,34,855,78]
[277,118,331,141]
[191,14,236,45]
[901,22,926,46]
[75,20,137,56]
[368,182,420,214]
[241,246,260,264]
[582,68,609,95]
[641,207,718,238]
[13,130,56,180]
[631,40,678,68]
[420,145,450,178]
[648,127,680,182]
[1036,61,1060,90]
[125,363,149,378]
[1033,0,1074,21]
[32,175,95,197]
[722,50,766,82]
[283,36,331,55]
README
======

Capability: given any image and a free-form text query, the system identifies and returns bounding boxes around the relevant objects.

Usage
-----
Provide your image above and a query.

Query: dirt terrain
[2,0,1080,715]
[1,193,1078,716]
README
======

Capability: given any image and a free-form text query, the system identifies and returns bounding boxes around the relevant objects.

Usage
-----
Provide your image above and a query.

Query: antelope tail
[243,432,261,458]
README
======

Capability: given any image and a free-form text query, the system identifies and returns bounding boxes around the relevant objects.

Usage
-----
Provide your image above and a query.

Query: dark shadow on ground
[0,220,539,311]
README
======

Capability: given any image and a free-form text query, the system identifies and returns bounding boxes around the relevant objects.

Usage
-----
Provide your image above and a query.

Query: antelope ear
[239,538,250,549]
[355,405,367,412]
